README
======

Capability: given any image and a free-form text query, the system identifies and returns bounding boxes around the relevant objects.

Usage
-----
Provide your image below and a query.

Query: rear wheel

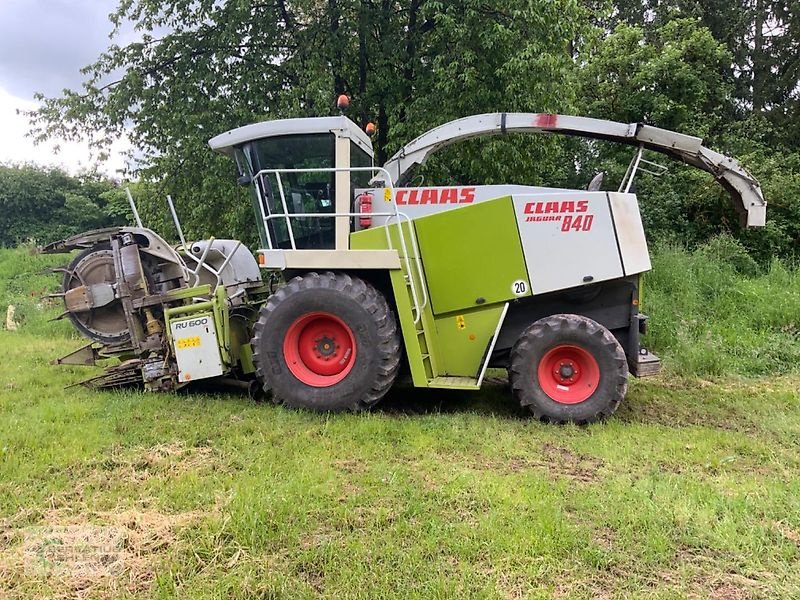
[251,272,401,411]
[509,314,628,423]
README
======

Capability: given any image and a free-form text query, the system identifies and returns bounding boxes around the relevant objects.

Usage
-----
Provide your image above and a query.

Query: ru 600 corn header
[44,113,766,423]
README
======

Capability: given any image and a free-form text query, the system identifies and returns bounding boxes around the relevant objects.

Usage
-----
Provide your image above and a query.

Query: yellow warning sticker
[177,336,201,349]
[384,188,392,203]
[456,315,466,330]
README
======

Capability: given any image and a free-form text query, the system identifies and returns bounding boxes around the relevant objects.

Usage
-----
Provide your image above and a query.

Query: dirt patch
[0,507,209,599]
[618,393,755,433]
[774,522,800,545]
[464,443,605,482]
[508,443,603,482]
[691,572,767,600]
[0,442,223,598]
[31,445,217,522]
[45,442,218,512]
[539,443,603,482]
[621,376,800,434]
[707,581,752,600]
[332,458,368,475]
[551,575,615,600]
[654,551,771,599]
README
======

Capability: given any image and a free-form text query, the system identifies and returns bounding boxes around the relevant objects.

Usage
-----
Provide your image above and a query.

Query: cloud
[0,1,135,176]
[0,0,118,99]
[0,85,132,176]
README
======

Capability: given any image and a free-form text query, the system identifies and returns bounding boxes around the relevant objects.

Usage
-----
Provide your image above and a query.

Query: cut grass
[1,240,800,598]
[1,331,800,598]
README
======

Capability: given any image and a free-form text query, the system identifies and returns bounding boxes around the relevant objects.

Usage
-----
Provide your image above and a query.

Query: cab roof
[208,116,373,156]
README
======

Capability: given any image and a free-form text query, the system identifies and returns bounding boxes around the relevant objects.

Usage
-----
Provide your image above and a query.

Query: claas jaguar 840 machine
[44,112,766,423]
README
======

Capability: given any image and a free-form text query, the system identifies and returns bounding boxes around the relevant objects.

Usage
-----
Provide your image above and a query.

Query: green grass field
[1,241,800,599]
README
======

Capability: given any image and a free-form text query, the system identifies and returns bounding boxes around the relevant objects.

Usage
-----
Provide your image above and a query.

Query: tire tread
[251,271,401,412]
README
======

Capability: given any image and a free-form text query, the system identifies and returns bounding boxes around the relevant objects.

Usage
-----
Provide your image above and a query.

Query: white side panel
[608,192,652,275]
[512,192,623,294]
[334,133,351,249]
[170,315,224,382]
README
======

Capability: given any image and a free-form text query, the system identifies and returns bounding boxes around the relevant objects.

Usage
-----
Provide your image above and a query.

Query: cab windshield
[247,133,336,249]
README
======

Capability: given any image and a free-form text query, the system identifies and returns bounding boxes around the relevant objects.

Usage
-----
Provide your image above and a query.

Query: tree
[0,165,125,246]
[603,0,800,143]
[573,14,800,259]
[28,0,590,242]
[26,1,799,260]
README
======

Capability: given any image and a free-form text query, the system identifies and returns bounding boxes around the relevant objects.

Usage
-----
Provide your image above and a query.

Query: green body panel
[350,207,515,390]
[411,196,531,314]
[352,222,444,387]
[238,342,255,374]
[164,285,233,367]
[432,304,507,378]
[350,222,407,255]
[166,284,212,301]
[388,269,432,387]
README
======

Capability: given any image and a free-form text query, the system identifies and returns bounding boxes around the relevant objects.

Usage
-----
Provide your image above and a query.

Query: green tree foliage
[28,0,591,244]
[581,19,732,136]
[25,0,800,260]
[0,165,128,246]
[577,19,743,248]
[591,2,800,259]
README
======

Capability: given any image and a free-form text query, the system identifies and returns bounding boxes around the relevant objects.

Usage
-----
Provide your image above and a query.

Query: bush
[0,246,77,338]
[643,236,800,376]
[0,165,128,247]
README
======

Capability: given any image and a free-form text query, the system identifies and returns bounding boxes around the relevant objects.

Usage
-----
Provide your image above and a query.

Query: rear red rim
[537,344,600,404]
[283,312,357,387]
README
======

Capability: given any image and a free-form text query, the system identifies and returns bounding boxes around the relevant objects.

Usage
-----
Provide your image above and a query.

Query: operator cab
[209,116,373,251]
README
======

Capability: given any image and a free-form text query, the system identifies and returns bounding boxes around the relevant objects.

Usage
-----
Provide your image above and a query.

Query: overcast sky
[0,0,131,175]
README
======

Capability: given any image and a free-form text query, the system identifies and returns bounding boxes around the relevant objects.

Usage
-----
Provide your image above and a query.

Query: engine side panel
[512,192,625,294]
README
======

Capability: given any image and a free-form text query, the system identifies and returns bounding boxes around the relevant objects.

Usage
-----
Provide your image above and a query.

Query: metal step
[632,350,662,377]
[427,376,480,390]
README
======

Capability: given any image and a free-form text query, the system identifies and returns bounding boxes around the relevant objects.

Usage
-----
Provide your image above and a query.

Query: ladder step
[427,376,481,390]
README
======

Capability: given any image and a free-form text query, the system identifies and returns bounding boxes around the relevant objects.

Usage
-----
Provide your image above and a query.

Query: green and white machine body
[207,113,765,396]
[47,112,765,423]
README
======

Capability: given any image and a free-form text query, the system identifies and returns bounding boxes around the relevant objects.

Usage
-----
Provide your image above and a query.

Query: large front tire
[251,272,401,411]
[510,314,628,424]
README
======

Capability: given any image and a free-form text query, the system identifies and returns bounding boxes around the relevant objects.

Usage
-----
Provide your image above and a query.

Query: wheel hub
[314,336,337,359]
[558,363,576,380]
[284,312,356,387]
[538,344,600,404]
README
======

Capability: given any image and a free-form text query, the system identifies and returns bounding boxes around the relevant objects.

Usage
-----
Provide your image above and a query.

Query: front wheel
[509,314,628,424]
[251,272,401,411]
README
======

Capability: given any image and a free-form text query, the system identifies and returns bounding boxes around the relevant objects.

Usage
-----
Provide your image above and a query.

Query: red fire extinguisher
[356,192,372,228]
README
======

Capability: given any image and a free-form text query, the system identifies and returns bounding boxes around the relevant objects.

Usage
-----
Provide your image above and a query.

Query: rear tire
[251,272,401,411]
[509,314,628,424]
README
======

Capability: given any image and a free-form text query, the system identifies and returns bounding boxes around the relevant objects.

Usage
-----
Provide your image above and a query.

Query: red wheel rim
[537,344,600,404]
[283,312,357,387]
